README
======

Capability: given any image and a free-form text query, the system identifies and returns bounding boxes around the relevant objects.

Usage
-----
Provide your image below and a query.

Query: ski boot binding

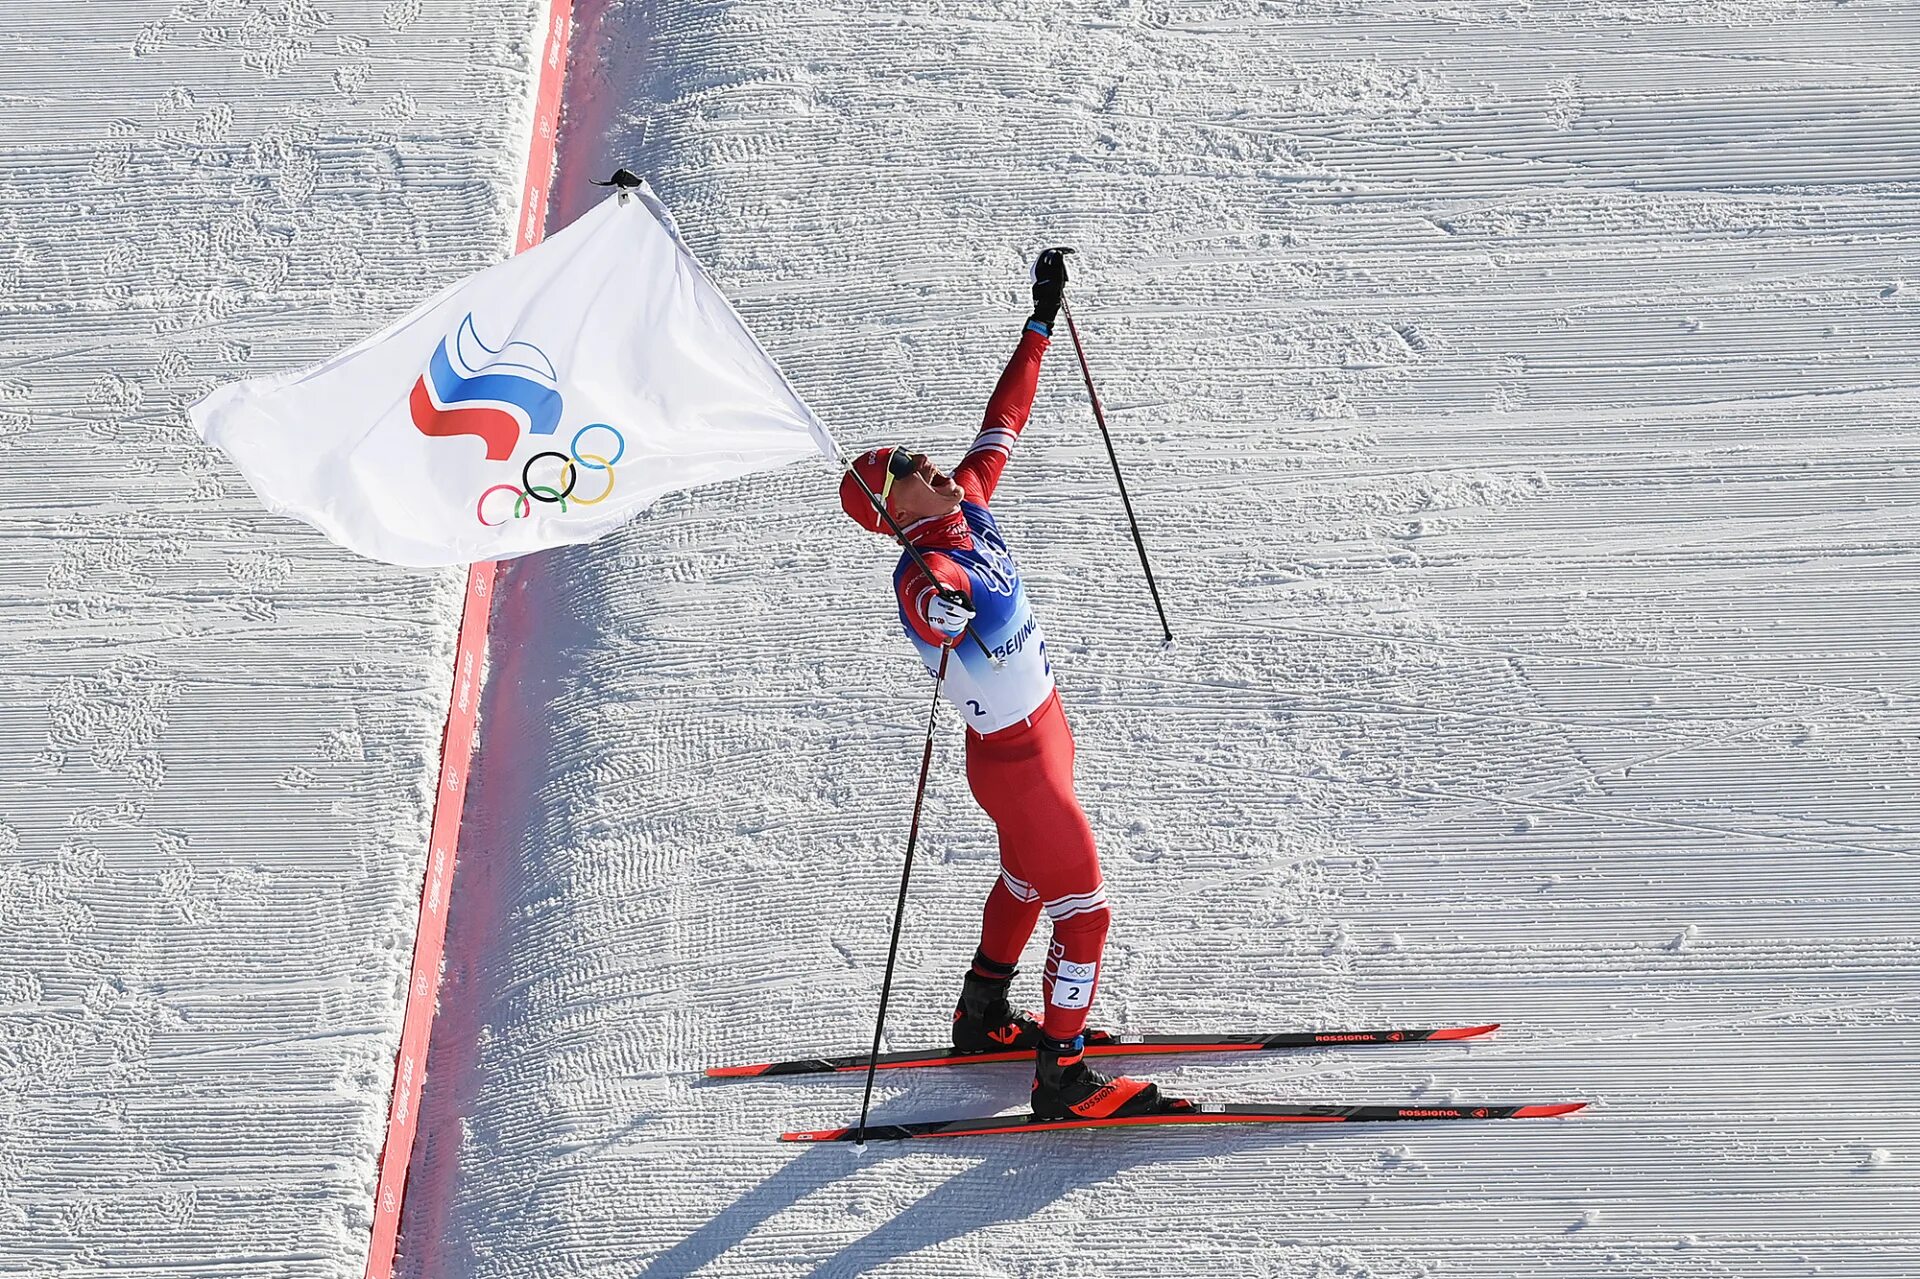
[1032,1034,1187,1121]
[952,966,1044,1053]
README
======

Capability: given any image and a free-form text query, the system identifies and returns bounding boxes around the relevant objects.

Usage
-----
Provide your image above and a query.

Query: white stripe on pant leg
[1049,899,1108,922]
[1043,888,1106,922]
[999,869,1039,902]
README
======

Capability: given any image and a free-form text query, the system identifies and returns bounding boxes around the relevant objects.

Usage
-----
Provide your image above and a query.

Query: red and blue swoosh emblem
[409,314,563,460]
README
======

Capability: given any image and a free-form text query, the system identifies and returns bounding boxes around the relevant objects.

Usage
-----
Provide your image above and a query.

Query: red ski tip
[705,1064,770,1078]
[1512,1102,1587,1119]
[1428,1023,1500,1041]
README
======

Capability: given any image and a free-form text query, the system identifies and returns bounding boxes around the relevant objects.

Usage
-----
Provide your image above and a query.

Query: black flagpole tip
[594,168,644,189]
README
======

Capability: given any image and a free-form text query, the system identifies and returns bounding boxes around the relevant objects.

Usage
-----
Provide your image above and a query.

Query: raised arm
[953,249,1070,506]
[953,324,1048,506]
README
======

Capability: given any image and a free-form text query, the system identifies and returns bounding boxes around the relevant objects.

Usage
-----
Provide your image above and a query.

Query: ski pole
[1059,298,1173,643]
[841,456,1001,668]
[853,642,950,1147]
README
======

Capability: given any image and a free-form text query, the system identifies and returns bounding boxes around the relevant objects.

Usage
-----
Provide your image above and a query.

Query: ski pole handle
[839,455,1003,667]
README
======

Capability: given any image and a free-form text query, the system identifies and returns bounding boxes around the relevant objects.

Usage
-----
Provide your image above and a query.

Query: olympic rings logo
[475,423,627,527]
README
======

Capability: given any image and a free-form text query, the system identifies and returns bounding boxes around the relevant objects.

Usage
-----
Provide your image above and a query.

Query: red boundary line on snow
[362,6,574,1277]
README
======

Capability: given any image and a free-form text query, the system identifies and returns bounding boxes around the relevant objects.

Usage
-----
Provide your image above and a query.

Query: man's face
[886,450,964,522]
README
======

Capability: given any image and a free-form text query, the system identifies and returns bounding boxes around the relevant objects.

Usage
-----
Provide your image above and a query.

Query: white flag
[191,185,838,567]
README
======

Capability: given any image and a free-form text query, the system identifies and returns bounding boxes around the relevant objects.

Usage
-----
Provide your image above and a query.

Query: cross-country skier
[838,251,1179,1121]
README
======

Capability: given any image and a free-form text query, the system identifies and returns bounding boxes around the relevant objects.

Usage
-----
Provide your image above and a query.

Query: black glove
[1030,247,1072,328]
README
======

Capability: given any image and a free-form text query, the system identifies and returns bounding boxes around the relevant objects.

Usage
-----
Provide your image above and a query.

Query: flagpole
[840,456,1002,669]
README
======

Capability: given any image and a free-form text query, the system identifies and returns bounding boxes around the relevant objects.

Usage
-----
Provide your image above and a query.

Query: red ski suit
[894,324,1107,1040]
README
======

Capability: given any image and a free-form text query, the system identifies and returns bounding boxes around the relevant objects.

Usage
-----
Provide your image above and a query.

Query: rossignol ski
[708,1023,1498,1079]
[782,1100,1588,1143]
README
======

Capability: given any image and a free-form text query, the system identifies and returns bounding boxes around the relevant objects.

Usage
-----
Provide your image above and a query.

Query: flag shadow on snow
[632,1123,1304,1278]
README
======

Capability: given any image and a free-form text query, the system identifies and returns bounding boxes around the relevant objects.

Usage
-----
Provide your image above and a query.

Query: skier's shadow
[633,1118,1297,1279]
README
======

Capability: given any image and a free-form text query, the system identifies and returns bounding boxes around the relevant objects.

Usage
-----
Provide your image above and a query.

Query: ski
[709,1023,1497,1079]
[782,1100,1587,1143]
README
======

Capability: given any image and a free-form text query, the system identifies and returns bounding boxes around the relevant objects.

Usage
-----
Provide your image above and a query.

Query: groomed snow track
[0,3,550,1277]
[3,2,1918,1278]
[398,2,1920,1277]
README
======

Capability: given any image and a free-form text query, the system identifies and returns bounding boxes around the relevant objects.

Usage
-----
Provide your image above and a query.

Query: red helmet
[839,446,909,534]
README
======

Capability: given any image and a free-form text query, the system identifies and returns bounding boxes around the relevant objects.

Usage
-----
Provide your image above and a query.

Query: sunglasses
[880,446,916,504]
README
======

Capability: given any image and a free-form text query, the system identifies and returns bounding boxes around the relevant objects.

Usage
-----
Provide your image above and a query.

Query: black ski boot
[1032,1033,1183,1121]
[951,954,1044,1054]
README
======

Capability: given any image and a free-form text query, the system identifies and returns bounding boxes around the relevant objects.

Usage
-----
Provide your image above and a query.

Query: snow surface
[402,2,1920,1277]
[9,1,1920,1278]
[0,3,543,1276]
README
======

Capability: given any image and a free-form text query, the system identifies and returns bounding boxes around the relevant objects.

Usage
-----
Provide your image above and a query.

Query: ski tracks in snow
[0,3,548,1277]
[406,1,1919,1276]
